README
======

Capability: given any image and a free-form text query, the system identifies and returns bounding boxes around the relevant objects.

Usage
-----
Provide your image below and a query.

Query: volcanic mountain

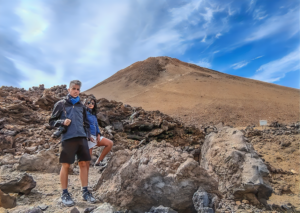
[85,57,299,127]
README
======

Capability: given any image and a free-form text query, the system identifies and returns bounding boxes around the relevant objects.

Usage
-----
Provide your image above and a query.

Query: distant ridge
[85,56,299,127]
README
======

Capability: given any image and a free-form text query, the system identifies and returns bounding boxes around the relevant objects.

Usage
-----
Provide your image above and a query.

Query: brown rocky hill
[85,56,299,127]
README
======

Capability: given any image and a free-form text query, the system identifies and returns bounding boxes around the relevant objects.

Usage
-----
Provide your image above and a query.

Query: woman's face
[87,100,95,109]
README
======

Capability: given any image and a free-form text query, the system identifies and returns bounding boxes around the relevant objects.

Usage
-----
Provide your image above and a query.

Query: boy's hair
[69,80,82,88]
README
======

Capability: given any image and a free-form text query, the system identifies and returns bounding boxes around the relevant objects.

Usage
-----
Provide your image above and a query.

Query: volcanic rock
[94,141,219,213]
[192,187,219,213]
[200,127,272,206]
[92,203,114,213]
[147,205,178,213]
[17,149,60,173]
[0,173,36,195]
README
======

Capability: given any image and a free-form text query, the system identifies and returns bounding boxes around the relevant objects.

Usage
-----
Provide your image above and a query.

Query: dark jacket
[86,109,101,136]
[49,96,90,141]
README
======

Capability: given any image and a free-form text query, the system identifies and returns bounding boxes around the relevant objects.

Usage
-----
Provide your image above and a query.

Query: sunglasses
[87,101,95,105]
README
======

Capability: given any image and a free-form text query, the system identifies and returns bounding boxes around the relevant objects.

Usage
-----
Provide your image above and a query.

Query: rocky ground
[0,85,299,213]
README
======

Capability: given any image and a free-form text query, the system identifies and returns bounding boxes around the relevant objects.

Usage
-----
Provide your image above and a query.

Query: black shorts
[59,137,91,164]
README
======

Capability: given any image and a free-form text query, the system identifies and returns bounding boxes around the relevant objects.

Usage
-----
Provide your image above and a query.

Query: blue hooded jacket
[49,95,90,141]
[86,108,101,136]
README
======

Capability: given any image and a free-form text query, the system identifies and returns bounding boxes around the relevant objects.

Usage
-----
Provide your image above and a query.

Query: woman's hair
[87,97,98,115]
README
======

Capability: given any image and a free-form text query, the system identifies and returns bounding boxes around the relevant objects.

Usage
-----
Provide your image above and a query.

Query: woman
[85,97,113,173]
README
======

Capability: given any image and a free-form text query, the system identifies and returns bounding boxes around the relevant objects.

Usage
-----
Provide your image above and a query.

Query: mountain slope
[85,56,299,127]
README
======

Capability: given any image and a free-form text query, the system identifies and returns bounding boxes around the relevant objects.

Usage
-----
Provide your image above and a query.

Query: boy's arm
[49,101,65,127]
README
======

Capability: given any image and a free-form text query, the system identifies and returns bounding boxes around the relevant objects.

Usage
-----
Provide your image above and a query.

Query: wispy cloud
[252,55,264,60]
[215,33,222,38]
[253,8,268,20]
[246,9,299,41]
[247,0,257,12]
[231,55,264,69]
[251,48,300,82]
[192,59,212,68]
[231,61,249,69]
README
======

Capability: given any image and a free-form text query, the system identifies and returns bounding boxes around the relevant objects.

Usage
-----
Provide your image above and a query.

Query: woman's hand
[90,137,95,142]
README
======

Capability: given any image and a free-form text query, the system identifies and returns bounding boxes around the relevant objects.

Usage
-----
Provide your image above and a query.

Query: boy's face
[68,84,80,97]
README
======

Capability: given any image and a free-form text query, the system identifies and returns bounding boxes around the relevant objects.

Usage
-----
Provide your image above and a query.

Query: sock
[62,189,68,194]
[82,186,88,193]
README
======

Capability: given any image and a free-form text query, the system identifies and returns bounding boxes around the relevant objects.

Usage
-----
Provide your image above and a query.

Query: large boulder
[17,149,61,173]
[94,141,219,213]
[200,127,272,206]
[0,189,16,209]
[0,173,36,195]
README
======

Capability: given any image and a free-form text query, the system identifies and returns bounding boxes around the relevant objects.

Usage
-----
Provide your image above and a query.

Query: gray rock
[17,149,61,173]
[147,205,178,213]
[92,203,114,213]
[200,127,272,207]
[38,204,48,211]
[112,121,124,132]
[94,141,219,213]
[0,173,36,195]
[25,208,43,213]
[83,207,96,213]
[69,207,80,213]
[192,188,218,213]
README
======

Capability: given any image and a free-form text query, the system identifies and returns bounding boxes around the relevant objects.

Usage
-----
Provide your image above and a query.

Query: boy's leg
[78,161,88,187]
[95,137,113,164]
[77,138,95,203]
[86,149,93,177]
[60,163,70,189]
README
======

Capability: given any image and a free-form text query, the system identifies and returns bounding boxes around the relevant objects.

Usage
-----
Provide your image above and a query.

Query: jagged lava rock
[17,149,60,173]
[94,141,220,213]
[0,173,36,195]
[200,127,272,206]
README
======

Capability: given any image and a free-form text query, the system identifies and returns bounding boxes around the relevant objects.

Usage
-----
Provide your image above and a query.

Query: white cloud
[231,61,249,69]
[201,35,207,42]
[251,48,300,82]
[253,8,268,21]
[252,55,264,60]
[215,33,222,38]
[193,59,211,68]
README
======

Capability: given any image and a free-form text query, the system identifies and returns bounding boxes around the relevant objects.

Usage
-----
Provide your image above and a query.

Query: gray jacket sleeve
[49,101,65,127]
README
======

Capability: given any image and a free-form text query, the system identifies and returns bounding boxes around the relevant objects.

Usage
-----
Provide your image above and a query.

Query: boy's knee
[61,163,70,169]
[78,161,87,167]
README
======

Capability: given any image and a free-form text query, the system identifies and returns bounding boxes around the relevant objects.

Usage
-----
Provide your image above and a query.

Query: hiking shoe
[61,192,75,207]
[82,190,96,203]
[94,161,107,168]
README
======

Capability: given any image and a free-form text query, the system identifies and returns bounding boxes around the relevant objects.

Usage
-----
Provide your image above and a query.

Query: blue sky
[0,0,299,91]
